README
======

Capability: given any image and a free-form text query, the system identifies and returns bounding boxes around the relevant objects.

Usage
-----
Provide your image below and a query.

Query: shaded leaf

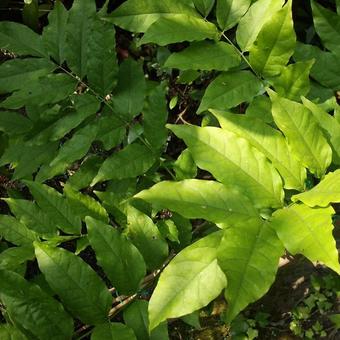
[91,323,136,340]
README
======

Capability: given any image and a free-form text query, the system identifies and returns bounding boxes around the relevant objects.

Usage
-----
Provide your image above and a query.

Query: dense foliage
[0,0,340,338]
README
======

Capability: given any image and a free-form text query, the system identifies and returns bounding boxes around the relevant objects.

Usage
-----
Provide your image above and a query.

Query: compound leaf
[91,323,136,340]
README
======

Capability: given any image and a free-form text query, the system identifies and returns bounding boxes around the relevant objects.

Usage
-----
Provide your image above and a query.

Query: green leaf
[197,70,263,113]
[4,198,58,237]
[269,90,332,178]
[65,0,96,78]
[0,21,46,57]
[193,0,215,17]
[218,219,284,323]
[30,93,100,146]
[111,59,146,122]
[135,180,260,227]
[0,215,37,246]
[249,0,296,77]
[174,149,197,180]
[104,0,200,33]
[311,0,340,55]
[86,217,146,295]
[0,246,34,271]
[271,60,314,101]
[216,0,251,31]
[0,58,56,94]
[123,300,169,340]
[294,43,340,90]
[0,74,76,110]
[0,325,27,340]
[139,15,219,46]
[34,242,112,325]
[0,269,73,340]
[270,204,340,274]
[164,41,240,71]
[42,0,68,64]
[87,18,118,96]
[148,231,227,330]
[0,111,33,135]
[91,323,136,340]
[24,181,81,234]
[126,206,169,271]
[236,0,284,51]
[292,170,340,207]
[92,143,155,185]
[64,185,109,223]
[211,110,306,190]
[143,83,168,151]
[168,124,284,208]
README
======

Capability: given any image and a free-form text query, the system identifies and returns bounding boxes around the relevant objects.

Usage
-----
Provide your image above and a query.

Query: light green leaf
[64,185,109,223]
[218,219,283,323]
[164,41,240,71]
[104,0,200,33]
[135,180,260,227]
[294,42,340,90]
[245,95,273,124]
[86,216,146,295]
[24,181,81,234]
[193,0,215,17]
[0,111,33,135]
[0,215,37,246]
[0,325,27,340]
[4,198,58,237]
[236,0,284,51]
[123,300,169,340]
[249,0,296,77]
[301,97,340,164]
[87,17,118,96]
[270,204,340,274]
[174,149,197,180]
[42,0,68,64]
[311,0,340,55]
[126,206,169,271]
[292,170,340,207]
[148,231,227,331]
[65,0,96,78]
[34,242,112,325]
[197,70,263,113]
[92,144,155,185]
[211,110,306,190]
[0,21,46,57]
[0,58,55,94]
[0,269,73,340]
[139,14,219,46]
[111,58,146,122]
[269,90,332,178]
[168,124,284,208]
[216,0,251,31]
[91,323,136,340]
[143,83,168,151]
[271,60,314,101]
